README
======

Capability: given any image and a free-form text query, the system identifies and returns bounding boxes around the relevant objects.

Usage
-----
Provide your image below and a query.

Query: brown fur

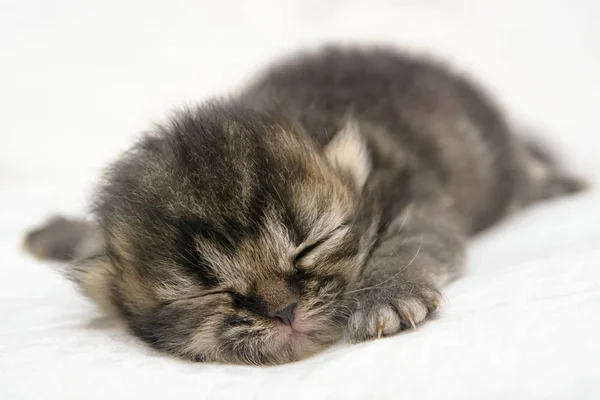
[23,46,586,365]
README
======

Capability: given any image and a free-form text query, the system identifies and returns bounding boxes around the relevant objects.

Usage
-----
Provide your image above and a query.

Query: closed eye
[294,236,328,263]
[293,222,350,268]
[161,290,231,306]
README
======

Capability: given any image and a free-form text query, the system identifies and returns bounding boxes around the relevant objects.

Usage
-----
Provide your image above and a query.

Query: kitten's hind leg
[521,138,589,202]
[23,216,103,262]
[345,200,466,342]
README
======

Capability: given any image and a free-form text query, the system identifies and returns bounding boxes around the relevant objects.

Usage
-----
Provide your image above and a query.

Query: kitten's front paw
[346,285,441,342]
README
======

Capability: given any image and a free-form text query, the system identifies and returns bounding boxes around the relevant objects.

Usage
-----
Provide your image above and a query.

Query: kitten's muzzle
[269,303,297,326]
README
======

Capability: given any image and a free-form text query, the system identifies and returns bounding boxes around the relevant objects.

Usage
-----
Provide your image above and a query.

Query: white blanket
[1,1,599,398]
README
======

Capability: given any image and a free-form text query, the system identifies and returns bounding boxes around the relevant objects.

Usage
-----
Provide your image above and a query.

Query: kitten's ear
[325,121,371,189]
[67,254,117,314]
[23,216,117,313]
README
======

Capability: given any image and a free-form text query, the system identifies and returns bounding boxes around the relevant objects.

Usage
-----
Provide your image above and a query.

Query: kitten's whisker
[394,203,413,236]
[343,239,422,295]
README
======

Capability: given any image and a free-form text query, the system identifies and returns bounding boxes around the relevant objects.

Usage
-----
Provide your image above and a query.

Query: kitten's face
[88,106,377,364]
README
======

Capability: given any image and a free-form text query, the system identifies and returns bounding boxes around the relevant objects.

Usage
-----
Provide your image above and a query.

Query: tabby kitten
[24,46,585,365]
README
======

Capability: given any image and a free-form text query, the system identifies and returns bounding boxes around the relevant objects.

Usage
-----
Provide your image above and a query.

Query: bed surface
[1,1,598,398]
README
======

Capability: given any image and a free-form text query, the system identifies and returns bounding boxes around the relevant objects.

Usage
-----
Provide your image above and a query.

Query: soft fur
[23,46,586,365]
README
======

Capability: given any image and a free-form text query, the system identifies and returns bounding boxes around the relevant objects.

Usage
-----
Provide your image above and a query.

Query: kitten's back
[242,46,585,233]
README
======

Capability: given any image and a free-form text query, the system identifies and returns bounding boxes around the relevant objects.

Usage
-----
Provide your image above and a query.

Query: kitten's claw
[407,314,416,330]
[346,284,441,342]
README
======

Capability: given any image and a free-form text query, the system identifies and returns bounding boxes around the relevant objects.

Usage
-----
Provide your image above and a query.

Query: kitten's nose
[270,303,297,326]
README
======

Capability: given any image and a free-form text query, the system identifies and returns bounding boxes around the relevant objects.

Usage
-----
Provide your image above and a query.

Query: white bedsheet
[1,1,599,399]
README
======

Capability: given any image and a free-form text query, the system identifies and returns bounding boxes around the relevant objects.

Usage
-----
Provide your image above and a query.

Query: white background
[1,1,599,399]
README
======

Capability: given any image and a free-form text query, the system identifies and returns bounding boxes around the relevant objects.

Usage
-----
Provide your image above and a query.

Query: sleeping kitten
[23,46,586,365]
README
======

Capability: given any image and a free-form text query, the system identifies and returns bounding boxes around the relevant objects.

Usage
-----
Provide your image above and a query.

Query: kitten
[23,46,586,365]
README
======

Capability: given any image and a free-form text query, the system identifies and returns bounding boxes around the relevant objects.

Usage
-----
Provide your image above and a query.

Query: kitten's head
[80,103,377,365]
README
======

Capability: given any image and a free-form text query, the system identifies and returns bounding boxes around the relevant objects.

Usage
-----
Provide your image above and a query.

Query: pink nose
[269,303,297,326]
